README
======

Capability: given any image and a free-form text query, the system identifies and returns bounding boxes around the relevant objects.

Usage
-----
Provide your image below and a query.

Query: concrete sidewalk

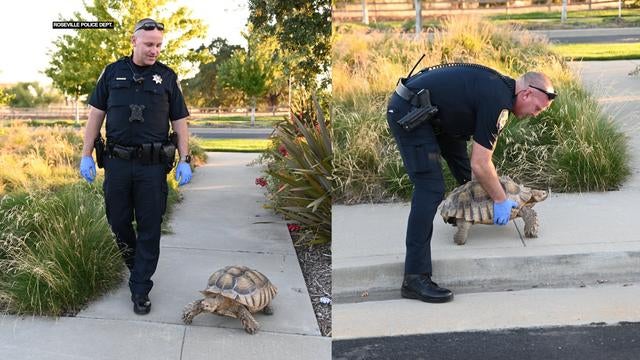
[333,60,640,338]
[1,152,330,359]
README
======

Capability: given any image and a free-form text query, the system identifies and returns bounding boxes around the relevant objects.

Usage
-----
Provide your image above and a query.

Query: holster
[395,83,439,132]
[94,135,105,168]
[160,143,177,174]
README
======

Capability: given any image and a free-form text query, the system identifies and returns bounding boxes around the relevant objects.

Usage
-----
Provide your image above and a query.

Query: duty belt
[395,80,421,107]
[108,144,142,160]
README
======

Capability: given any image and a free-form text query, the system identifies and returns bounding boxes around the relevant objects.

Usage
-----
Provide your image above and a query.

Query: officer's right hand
[80,155,96,183]
[493,199,518,225]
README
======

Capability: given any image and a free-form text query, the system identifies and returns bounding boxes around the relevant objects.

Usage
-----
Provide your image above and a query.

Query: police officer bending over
[387,62,556,303]
[79,18,192,315]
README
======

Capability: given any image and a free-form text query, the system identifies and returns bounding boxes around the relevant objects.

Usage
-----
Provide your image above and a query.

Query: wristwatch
[180,155,191,164]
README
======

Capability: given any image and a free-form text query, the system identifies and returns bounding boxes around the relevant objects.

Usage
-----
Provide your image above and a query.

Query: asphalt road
[333,323,640,360]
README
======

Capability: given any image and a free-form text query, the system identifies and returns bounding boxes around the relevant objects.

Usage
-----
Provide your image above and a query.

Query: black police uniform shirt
[89,56,189,145]
[404,64,515,150]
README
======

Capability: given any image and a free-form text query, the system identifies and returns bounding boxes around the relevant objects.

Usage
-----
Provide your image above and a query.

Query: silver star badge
[152,74,162,84]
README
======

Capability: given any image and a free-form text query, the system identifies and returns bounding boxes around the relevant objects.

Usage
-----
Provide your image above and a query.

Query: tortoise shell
[203,265,278,312]
[440,175,547,225]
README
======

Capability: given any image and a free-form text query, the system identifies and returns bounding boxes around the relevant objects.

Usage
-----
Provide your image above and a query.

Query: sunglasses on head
[134,21,164,32]
[529,85,557,101]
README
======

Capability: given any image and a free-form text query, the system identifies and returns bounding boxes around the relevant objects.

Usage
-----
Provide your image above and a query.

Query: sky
[0,0,249,84]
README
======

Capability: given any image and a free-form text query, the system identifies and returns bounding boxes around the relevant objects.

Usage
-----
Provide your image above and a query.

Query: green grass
[188,115,284,128]
[195,138,272,152]
[491,9,640,29]
[551,42,640,60]
[0,183,124,315]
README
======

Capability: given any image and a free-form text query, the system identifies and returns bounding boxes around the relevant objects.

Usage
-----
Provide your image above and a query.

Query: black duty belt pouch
[140,143,153,164]
[160,143,177,174]
[396,87,439,132]
[94,135,106,168]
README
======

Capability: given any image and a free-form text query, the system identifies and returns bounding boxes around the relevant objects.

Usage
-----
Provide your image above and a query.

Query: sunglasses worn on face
[529,85,557,101]
[135,21,164,32]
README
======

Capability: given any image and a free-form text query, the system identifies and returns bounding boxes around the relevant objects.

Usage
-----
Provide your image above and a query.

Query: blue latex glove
[493,199,518,225]
[80,156,96,183]
[175,162,192,186]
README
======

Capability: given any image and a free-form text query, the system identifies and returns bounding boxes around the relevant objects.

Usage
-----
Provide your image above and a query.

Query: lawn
[490,9,640,29]
[195,138,272,152]
[551,42,640,60]
[188,115,284,128]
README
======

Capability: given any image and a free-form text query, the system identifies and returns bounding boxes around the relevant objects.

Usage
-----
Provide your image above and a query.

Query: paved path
[0,152,330,360]
[333,60,640,341]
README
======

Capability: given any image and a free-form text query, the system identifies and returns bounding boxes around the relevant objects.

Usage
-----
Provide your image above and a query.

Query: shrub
[0,183,123,315]
[333,16,630,204]
[262,94,332,244]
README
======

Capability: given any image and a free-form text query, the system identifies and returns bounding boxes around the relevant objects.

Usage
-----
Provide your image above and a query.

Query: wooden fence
[334,0,629,20]
[0,106,289,120]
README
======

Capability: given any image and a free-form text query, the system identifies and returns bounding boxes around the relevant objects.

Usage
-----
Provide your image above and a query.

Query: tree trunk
[561,0,568,23]
[362,0,369,25]
[414,0,422,36]
[74,92,80,126]
[251,96,256,127]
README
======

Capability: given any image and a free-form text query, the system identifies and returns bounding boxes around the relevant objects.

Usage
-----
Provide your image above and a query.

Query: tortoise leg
[519,206,539,238]
[182,299,204,324]
[454,218,472,245]
[235,305,260,334]
[262,304,274,315]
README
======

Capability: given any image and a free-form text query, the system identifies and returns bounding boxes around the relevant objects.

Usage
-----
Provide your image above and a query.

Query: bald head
[512,71,555,119]
[520,72,554,94]
[130,18,164,66]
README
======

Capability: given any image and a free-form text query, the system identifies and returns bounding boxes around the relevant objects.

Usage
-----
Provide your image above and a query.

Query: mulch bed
[290,232,332,337]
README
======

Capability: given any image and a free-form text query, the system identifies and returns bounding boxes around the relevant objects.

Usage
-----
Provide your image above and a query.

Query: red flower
[287,223,302,232]
[255,177,267,187]
[278,144,288,157]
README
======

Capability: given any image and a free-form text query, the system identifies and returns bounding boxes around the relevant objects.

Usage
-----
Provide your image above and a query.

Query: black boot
[131,294,151,315]
[401,274,453,303]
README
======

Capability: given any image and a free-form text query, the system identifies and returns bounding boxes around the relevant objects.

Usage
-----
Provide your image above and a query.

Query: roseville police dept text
[52,21,114,29]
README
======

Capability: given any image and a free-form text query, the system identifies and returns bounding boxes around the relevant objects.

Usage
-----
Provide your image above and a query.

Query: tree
[6,82,62,108]
[217,48,269,127]
[181,38,243,108]
[248,0,331,90]
[0,88,13,106]
[45,0,211,123]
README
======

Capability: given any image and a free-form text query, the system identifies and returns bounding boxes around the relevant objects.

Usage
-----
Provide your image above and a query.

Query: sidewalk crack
[179,326,186,360]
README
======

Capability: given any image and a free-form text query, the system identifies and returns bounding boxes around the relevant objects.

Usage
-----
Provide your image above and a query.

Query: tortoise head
[531,189,548,202]
[200,294,223,313]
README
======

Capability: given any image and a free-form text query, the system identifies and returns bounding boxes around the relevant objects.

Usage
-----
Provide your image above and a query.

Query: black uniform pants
[387,94,471,275]
[103,156,168,296]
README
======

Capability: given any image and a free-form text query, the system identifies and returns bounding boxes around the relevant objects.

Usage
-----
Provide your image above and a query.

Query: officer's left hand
[80,155,96,183]
[493,199,518,225]
[176,162,192,186]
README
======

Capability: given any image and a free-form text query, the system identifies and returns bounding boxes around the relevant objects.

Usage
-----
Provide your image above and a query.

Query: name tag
[116,77,127,80]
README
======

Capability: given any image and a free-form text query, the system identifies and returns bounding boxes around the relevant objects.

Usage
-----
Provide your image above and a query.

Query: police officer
[387,63,556,303]
[79,18,193,315]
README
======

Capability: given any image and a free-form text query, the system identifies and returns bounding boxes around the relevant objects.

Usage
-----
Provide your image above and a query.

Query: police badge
[129,104,146,122]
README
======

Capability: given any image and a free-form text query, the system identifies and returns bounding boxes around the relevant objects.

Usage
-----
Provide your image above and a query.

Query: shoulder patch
[497,109,509,131]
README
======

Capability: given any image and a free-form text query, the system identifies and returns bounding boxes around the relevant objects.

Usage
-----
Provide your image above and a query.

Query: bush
[0,183,123,315]
[333,16,630,204]
[261,94,332,244]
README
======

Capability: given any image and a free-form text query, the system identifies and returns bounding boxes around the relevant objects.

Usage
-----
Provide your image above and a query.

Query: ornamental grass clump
[263,94,332,244]
[0,183,123,315]
[333,16,629,204]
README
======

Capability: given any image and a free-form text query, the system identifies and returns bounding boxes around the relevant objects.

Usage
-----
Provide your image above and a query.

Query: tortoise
[440,176,548,245]
[182,265,278,334]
